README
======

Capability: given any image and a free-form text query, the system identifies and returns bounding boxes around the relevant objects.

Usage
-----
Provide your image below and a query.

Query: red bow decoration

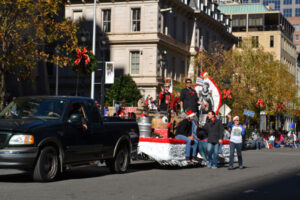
[256,99,264,108]
[223,89,232,99]
[74,48,90,66]
[277,103,285,111]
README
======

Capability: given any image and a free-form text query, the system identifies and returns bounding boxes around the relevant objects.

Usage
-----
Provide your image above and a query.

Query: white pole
[91,0,97,99]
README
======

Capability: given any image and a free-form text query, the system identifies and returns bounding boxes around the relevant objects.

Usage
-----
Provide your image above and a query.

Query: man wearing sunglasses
[227,114,246,170]
[180,78,200,114]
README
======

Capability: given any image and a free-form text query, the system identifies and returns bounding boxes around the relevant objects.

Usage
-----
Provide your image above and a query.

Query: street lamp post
[100,40,107,117]
[90,0,97,99]
[55,46,59,96]
[160,50,167,85]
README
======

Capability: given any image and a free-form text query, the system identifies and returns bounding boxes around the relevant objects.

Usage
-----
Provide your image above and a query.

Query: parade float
[137,72,236,166]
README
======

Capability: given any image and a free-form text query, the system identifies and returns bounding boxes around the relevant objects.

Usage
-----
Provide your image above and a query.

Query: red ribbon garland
[277,103,285,111]
[74,48,90,66]
[223,89,232,99]
[256,99,264,108]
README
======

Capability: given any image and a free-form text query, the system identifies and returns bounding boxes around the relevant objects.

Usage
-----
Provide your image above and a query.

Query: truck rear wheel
[106,146,129,173]
[32,146,59,182]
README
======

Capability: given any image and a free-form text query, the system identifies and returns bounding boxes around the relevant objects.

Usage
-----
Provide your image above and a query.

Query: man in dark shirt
[175,110,198,163]
[180,78,199,113]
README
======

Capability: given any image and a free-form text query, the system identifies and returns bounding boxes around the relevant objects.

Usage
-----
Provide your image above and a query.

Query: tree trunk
[0,66,5,110]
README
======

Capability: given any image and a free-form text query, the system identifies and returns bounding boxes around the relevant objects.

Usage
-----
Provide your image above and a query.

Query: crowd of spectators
[248,128,300,149]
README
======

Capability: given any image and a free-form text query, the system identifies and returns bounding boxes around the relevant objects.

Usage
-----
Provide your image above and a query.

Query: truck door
[63,101,95,163]
[84,101,113,160]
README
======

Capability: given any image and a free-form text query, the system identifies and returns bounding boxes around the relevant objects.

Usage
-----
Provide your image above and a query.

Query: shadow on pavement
[0,161,159,183]
[172,169,300,200]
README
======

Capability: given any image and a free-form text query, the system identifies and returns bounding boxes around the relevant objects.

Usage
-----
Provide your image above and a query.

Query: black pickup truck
[0,96,139,182]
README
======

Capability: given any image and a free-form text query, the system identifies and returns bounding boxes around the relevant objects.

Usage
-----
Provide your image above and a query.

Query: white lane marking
[244,189,256,194]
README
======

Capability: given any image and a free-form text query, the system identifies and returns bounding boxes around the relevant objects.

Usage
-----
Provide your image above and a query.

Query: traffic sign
[244,109,255,118]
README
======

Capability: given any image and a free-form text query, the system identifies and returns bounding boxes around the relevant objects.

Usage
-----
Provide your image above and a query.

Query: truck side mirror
[67,114,82,124]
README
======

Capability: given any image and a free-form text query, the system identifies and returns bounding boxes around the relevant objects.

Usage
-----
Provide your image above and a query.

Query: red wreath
[256,99,264,108]
[72,47,97,74]
[277,103,285,111]
[223,89,232,99]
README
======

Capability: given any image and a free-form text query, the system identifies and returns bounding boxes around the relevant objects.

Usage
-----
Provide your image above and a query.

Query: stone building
[219,4,297,76]
[65,0,237,99]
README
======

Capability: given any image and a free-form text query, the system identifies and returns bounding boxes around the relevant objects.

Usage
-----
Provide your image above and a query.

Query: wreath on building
[72,47,97,74]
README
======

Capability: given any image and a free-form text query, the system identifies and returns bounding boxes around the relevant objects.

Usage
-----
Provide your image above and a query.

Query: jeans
[198,140,208,161]
[254,139,260,149]
[207,143,219,166]
[229,142,243,167]
[176,135,198,158]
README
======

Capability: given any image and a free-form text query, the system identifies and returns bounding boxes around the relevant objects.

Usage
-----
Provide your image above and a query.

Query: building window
[73,10,83,21]
[131,8,141,32]
[295,25,299,30]
[296,35,299,40]
[130,51,140,74]
[297,45,299,50]
[270,35,274,48]
[102,9,111,33]
[283,9,292,17]
[284,0,292,4]
[237,37,242,48]
[182,22,186,43]
[297,0,300,4]
[252,36,259,48]
[173,16,177,40]
[251,0,260,2]
[296,8,300,16]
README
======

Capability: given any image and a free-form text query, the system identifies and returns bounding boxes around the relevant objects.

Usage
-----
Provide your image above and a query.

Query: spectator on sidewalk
[251,129,260,150]
[227,114,246,170]
[175,110,198,163]
[200,111,223,169]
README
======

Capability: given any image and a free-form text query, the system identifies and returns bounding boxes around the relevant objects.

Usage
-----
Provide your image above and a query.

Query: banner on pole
[105,62,114,84]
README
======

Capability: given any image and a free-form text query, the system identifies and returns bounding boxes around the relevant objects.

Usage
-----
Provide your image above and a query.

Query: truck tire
[106,146,129,173]
[32,146,59,182]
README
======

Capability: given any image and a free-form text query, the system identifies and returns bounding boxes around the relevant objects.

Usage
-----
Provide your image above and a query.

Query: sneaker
[207,162,212,168]
[228,166,234,170]
[211,165,217,169]
[185,158,191,163]
[239,166,244,169]
[191,158,199,163]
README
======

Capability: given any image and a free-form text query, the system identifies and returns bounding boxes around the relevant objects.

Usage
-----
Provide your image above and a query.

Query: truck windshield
[0,98,66,120]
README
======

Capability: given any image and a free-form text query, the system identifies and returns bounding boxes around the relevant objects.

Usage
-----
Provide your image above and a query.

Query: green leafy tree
[106,75,142,106]
[0,0,80,108]
[195,39,298,120]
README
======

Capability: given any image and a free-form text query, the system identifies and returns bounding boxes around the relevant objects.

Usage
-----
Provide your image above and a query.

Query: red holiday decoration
[72,47,97,74]
[189,90,194,96]
[277,103,285,111]
[256,99,264,108]
[74,48,90,65]
[223,89,232,99]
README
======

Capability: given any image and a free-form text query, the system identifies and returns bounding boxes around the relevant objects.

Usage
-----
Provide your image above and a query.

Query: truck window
[85,101,101,122]
[67,103,87,120]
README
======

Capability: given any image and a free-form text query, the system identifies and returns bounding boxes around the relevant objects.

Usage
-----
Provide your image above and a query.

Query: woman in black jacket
[201,111,223,168]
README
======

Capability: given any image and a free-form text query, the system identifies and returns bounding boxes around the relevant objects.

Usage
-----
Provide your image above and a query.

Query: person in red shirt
[159,83,174,112]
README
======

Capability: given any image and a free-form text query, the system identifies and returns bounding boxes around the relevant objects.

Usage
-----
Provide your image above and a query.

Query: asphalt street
[0,148,300,200]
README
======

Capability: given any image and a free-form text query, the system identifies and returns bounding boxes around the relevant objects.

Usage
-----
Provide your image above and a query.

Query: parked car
[0,96,139,182]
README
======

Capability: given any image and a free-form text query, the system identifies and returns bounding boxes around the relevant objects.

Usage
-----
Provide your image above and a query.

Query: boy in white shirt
[227,114,246,170]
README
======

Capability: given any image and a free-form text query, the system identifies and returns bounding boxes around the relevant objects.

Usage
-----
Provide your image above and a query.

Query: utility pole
[90,0,97,99]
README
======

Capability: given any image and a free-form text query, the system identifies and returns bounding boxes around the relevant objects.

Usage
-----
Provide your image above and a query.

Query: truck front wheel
[106,146,129,173]
[32,146,59,182]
